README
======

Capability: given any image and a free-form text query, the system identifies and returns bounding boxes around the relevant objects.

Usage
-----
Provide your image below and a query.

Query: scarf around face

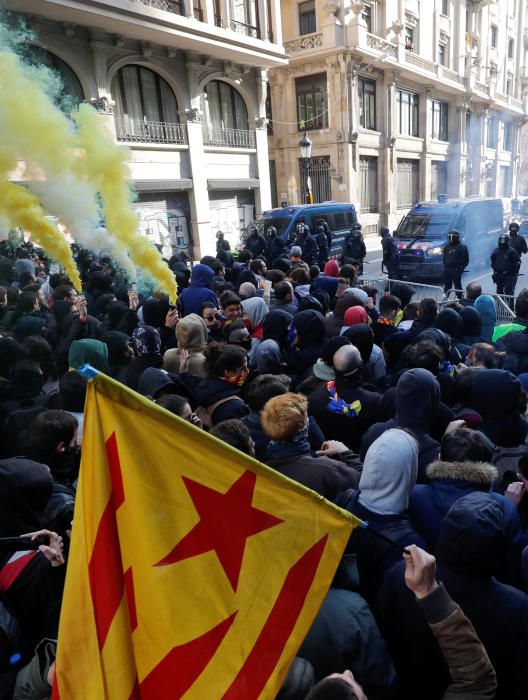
[326,381,362,417]
[267,421,311,456]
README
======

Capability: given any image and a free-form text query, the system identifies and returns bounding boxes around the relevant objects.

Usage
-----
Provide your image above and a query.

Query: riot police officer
[491,234,521,302]
[342,225,366,273]
[265,225,284,266]
[294,222,319,266]
[244,225,267,258]
[508,221,528,257]
[216,230,231,255]
[314,224,329,267]
[316,218,332,249]
[379,226,396,277]
[442,230,469,299]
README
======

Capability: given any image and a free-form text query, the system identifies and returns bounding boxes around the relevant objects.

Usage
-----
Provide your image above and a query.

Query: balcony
[203,126,256,148]
[137,0,184,14]
[365,33,397,58]
[228,19,260,38]
[284,32,323,53]
[115,117,187,144]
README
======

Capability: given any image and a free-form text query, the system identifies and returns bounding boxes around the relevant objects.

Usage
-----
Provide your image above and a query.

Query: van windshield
[397,214,453,239]
[250,218,290,238]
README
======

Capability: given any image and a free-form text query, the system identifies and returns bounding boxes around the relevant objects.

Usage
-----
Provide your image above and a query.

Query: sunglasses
[203,313,221,321]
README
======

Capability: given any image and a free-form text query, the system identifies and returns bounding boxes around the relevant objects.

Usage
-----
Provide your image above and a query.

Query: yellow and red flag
[52,371,359,699]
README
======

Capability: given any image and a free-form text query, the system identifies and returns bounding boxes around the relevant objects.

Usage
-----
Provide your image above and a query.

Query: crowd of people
[2,231,528,699]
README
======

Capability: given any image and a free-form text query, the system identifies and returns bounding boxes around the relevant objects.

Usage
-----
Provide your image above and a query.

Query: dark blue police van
[393,197,505,281]
[247,203,359,257]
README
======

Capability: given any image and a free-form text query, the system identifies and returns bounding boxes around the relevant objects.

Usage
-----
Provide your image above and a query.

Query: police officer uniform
[265,226,284,266]
[508,222,528,257]
[380,227,396,277]
[442,230,469,299]
[315,225,329,267]
[342,226,366,272]
[316,219,332,249]
[294,223,319,266]
[244,227,267,258]
[491,234,521,301]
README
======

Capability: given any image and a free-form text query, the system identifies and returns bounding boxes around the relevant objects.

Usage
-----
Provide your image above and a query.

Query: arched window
[24,47,84,112]
[203,81,252,147]
[111,66,184,143]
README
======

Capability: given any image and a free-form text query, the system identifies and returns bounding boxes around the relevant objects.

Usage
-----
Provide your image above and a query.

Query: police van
[393,196,505,281]
[246,203,359,257]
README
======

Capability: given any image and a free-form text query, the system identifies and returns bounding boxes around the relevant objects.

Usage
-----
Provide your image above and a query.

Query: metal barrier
[440,289,515,323]
[358,276,445,306]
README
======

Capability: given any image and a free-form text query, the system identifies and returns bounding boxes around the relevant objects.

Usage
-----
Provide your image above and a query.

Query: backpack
[195,395,245,430]
[475,431,528,486]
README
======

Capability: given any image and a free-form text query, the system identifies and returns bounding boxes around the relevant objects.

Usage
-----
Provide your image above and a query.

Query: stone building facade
[6,0,286,257]
[268,0,528,233]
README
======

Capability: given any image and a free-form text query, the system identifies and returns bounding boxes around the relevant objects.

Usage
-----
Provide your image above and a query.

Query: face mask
[223,366,249,386]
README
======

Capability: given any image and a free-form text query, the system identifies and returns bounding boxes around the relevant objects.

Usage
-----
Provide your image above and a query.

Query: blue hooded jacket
[474,294,496,342]
[179,264,217,316]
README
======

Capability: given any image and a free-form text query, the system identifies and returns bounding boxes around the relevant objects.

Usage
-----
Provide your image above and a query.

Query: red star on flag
[156,470,284,590]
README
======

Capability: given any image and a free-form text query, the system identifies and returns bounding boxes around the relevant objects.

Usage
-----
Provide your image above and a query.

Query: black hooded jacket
[435,493,528,699]
[360,368,441,481]
[291,310,325,380]
[468,369,528,447]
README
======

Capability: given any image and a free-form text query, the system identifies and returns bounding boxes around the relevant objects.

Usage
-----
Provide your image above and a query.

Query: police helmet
[379,227,390,238]
[216,230,223,239]
[248,226,258,237]
[498,234,509,248]
[316,224,325,234]
[266,226,277,238]
[351,228,362,240]
[509,222,520,233]
[352,223,362,231]
[447,230,461,244]
[296,221,307,236]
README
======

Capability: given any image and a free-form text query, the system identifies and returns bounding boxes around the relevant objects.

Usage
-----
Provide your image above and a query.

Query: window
[298,155,331,203]
[230,0,259,35]
[362,3,373,32]
[111,65,181,142]
[486,115,497,149]
[504,121,513,151]
[359,157,378,213]
[499,165,511,197]
[441,0,448,15]
[405,25,414,51]
[299,0,316,35]
[295,73,328,131]
[25,46,84,112]
[397,89,419,137]
[490,25,498,48]
[465,111,472,144]
[358,77,376,131]
[266,83,273,134]
[438,44,446,66]
[431,161,448,200]
[508,38,514,59]
[203,80,248,129]
[431,100,448,141]
[397,159,419,209]
[506,75,513,95]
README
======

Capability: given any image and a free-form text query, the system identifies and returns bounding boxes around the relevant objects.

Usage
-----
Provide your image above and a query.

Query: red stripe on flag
[51,679,60,700]
[124,566,137,631]
[222,535,328,700]
[88,500,124,650]
[139,612,237,698]
[106,432,125,509]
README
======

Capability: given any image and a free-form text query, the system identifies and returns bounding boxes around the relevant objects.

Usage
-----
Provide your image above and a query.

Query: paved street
[361,234,528,298]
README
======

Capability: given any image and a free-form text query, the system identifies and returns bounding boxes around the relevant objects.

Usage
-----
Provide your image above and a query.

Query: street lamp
[299,131,313,204]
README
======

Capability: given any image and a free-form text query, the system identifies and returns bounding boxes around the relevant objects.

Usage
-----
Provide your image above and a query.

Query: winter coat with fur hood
[410,459,528,587]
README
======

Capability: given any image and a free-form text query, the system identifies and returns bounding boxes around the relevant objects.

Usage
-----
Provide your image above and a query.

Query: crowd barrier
[358,276,516,324]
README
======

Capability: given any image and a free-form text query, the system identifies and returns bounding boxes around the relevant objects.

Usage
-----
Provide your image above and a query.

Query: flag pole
[359,520,410,555]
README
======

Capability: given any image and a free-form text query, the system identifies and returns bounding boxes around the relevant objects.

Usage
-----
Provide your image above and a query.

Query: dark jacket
[291,310,326,380]
[179,264,217,316]
[194,376,249,425]
[468,369,528,447]
[265,442,361,499]
[410,460,528,588]
[491,245,521,274]
[443,242,469,270]
[361,368,441,481]
[496,328,528,375]
[245,233,267,257]
[298,588,396,700]
[296,234,319,266]
[509,233,528,256]
[343,234,366,260]
[309,381,383,452]
[435,493,528,699]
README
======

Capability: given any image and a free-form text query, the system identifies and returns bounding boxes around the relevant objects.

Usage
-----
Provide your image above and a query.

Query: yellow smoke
[74,104,177,301]
[0,152,81,290]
